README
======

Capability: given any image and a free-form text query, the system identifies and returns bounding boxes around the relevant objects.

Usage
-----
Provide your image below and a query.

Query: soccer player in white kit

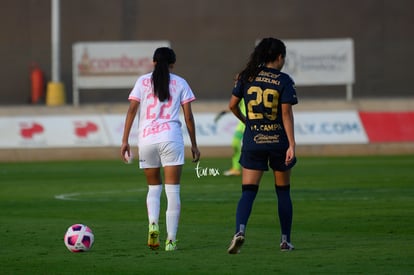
[121,47,200,251]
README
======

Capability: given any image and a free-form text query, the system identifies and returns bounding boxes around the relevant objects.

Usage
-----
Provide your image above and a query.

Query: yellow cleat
[223,169,241,176]
[165,240,178,251]
[147,223,160,250]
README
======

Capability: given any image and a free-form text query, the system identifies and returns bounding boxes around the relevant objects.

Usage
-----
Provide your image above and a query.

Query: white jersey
[128,72,196,147]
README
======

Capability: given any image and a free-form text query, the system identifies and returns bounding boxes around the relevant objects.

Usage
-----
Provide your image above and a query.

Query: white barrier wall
[0,111,368,148]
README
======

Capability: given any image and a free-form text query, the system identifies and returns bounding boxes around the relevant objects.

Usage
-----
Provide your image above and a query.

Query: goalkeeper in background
[215,99,245,176]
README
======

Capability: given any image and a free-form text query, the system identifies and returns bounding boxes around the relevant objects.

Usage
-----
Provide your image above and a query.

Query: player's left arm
[281,103,296,165]
[182,102,201,162]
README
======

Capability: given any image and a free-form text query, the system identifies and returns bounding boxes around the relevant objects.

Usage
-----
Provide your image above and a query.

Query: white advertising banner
[102,115,139,146]
[102,113,237,147]
[182,113,237,146]
[72,40,170,106]
[0,111,368,148]
[0,116,110,148]
[283,38,355,86]
[295,111,368,144]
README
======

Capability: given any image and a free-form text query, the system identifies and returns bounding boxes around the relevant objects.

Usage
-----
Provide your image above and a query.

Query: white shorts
[138,142,184,169]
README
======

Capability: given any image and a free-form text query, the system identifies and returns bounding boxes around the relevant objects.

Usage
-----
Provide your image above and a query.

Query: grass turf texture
[0,156,413,274]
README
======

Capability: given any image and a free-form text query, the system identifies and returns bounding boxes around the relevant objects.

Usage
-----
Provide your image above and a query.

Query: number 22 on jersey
[146,94,172,119]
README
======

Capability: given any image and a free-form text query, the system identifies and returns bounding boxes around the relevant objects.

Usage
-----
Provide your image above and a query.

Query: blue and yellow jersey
[232,67,298,151]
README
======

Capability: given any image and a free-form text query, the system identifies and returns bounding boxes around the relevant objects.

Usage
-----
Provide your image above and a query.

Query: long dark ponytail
[238,38,286,83]
[152,47,176,101]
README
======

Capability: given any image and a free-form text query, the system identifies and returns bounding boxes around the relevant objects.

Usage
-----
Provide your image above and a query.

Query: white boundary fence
[0,111,368,148]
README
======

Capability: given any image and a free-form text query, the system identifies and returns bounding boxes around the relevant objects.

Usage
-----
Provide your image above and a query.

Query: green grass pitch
[0,155,413,274]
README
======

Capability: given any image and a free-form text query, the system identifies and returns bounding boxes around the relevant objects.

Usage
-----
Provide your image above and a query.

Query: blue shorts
[239,150,297,171]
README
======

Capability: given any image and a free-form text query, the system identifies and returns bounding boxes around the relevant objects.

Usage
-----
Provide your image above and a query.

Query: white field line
[54,188,146,201]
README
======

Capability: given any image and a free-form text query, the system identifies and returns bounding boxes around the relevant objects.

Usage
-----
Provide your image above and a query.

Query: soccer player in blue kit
[227,37,298,253]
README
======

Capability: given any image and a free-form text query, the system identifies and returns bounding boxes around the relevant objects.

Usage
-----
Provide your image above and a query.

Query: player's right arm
[121,100,139,162]
[229,95,245,124]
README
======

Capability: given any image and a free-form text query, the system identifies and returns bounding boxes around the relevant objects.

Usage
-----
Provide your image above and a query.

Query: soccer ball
[64,224,94,252]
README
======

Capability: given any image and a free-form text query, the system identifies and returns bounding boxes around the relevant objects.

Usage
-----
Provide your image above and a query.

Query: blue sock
[235,185,258,234]
[276,185,293,242]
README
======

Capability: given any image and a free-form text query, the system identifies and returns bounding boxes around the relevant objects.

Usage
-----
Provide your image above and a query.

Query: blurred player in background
[215,98,245,176]
[121,47,200,252]
[227,37,298,254]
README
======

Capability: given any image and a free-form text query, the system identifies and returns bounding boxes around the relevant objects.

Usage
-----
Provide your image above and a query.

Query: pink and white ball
[64,224,94,252]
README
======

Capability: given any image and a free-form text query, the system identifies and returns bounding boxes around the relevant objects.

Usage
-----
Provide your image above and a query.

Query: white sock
[165,184,180,241]
[146,184,162,225]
